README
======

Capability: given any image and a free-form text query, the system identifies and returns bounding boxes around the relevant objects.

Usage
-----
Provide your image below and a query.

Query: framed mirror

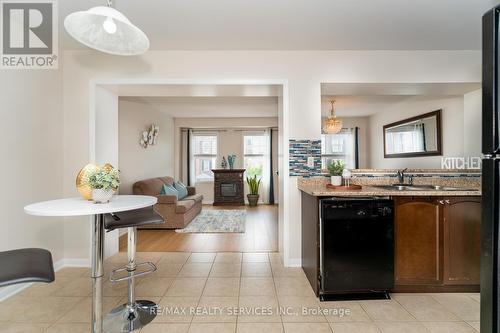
[383,110,442,158]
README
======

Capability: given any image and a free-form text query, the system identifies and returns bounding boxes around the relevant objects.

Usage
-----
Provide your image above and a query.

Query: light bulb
[103,17,117,34]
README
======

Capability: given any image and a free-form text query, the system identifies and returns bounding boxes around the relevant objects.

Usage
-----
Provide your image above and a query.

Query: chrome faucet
[397,168,408,184]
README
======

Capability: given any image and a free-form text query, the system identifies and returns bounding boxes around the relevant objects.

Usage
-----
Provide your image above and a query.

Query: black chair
[0,248,55,288]
[103,207,164,332]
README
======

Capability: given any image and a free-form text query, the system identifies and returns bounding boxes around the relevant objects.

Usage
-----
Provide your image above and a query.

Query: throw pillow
[174,181,188,200]
[161,184,179,198]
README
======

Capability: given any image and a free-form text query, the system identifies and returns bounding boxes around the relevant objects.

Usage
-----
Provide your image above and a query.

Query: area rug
[175,210,246,233]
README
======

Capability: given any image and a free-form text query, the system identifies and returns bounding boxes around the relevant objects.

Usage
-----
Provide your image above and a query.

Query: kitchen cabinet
[395,197,442,286]
[442,197,481,285]
[394,196,481,291]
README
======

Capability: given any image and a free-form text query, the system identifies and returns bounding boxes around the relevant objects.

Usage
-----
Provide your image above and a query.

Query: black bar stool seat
[105,207,164,230]
[0,248,55,288]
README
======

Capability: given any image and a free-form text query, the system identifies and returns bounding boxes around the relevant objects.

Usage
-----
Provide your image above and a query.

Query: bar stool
[103,207,164,332]
[0,248,54,287]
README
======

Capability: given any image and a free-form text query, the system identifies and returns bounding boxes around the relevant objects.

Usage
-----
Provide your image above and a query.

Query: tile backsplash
[288,140,482,185]
[289,139,322,176]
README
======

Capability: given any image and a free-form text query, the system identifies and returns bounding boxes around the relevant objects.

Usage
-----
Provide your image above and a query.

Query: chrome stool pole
[103,208,164,333]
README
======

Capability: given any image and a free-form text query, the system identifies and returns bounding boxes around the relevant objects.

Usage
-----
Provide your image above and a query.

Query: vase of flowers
[88,165,120,203]
[328,160,345,186]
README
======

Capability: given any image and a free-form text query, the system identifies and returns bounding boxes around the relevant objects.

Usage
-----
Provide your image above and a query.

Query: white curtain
[386,124,425,153]
[243,130,271,204]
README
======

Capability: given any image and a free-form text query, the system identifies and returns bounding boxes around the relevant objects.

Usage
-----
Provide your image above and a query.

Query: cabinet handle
[438,200,445,205]
[445,199,450,204]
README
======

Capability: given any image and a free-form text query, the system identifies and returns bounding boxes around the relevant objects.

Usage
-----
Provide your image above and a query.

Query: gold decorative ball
[76,163,99,200]
[102,163,114,172]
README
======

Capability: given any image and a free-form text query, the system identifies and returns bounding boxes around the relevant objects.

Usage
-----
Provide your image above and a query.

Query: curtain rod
[181,127,278,132]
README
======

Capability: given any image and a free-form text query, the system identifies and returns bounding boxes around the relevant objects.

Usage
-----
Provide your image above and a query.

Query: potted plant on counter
[328,160,345,186]
[88,165,120,203]
[246,175,261,207]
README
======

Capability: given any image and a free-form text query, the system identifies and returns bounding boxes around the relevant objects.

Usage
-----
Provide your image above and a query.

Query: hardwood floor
[119,204,278,252]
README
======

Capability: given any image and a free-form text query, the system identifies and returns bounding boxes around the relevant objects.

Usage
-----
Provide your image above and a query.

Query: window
[321,128,356,169]
[243,133,268,178]
[385,124,425,154]
[192,133,217,182]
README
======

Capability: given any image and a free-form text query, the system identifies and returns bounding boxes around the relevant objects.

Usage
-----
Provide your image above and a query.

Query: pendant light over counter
[64,0,149,56]
[323,100,343,134]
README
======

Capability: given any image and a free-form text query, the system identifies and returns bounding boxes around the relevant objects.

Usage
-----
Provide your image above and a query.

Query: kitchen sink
[373,184,475,191]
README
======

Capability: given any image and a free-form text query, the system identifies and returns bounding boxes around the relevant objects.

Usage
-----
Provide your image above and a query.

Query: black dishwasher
[320,197,394,300]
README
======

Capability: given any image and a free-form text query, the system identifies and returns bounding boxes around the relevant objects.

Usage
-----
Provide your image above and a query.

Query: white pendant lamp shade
[64,6,149,56]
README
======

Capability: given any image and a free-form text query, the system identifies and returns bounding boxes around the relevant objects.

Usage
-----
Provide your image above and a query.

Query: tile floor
[0,252,480,333]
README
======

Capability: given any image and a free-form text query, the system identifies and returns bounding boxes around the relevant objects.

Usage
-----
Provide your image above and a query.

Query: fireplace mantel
[212,169,246,173]
[212,169,246,206]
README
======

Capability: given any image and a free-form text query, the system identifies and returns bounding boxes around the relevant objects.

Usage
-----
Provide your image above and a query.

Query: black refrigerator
[482,5,500,333]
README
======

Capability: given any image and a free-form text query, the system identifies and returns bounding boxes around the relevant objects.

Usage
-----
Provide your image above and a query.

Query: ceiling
[59,0,495,51]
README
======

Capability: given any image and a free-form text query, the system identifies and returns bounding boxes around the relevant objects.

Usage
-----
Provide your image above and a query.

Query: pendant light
[323,100,343,134]
[64,0,149,56]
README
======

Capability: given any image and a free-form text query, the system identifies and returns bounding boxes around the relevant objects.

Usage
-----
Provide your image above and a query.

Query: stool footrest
[109,262,157,283]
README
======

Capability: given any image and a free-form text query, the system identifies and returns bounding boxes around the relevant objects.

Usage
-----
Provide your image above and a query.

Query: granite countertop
[298,184,481,197]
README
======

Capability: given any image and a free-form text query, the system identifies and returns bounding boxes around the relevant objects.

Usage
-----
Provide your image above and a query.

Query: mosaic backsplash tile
[289,139,322,176]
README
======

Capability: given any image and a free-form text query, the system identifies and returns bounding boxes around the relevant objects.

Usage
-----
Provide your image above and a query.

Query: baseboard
[57,258,91,268]
[284,257,301,268]
[0,258,90,301]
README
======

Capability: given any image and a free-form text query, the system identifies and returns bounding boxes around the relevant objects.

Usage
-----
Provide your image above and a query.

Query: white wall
[368,95,465,169]
[174,117,279,203]
[61,50,481,265]
[464,89,482,157]
[94,86,119,258]
[118,98,175,194]
[0,70,64,294]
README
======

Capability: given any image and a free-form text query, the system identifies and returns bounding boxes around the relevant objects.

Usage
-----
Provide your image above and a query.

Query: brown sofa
[132,177,203,229]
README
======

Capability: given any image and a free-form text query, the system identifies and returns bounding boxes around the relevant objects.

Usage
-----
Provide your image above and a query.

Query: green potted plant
[88,166,120,203]
[327,160,345,186]
[246,175,261,207]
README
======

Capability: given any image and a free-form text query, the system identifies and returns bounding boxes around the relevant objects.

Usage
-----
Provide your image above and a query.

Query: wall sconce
[140,124,159,148]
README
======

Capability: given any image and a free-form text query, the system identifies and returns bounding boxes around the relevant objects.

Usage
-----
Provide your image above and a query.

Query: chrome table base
[91,214,105,333]
[104,300,157,332]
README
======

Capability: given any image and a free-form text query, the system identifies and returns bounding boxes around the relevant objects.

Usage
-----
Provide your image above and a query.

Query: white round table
[24,195,157,333]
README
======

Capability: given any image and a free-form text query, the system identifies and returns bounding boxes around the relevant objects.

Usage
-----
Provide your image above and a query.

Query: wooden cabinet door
[442,197,481,285]
[395,197,442,285]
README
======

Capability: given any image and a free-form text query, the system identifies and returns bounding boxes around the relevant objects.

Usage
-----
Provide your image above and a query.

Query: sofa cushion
[175,200,195,213]
[133,177,169,196]
[174,181,188,200]
[183,194,203,203]
[161,184,179,197]
[161,177,175,186]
